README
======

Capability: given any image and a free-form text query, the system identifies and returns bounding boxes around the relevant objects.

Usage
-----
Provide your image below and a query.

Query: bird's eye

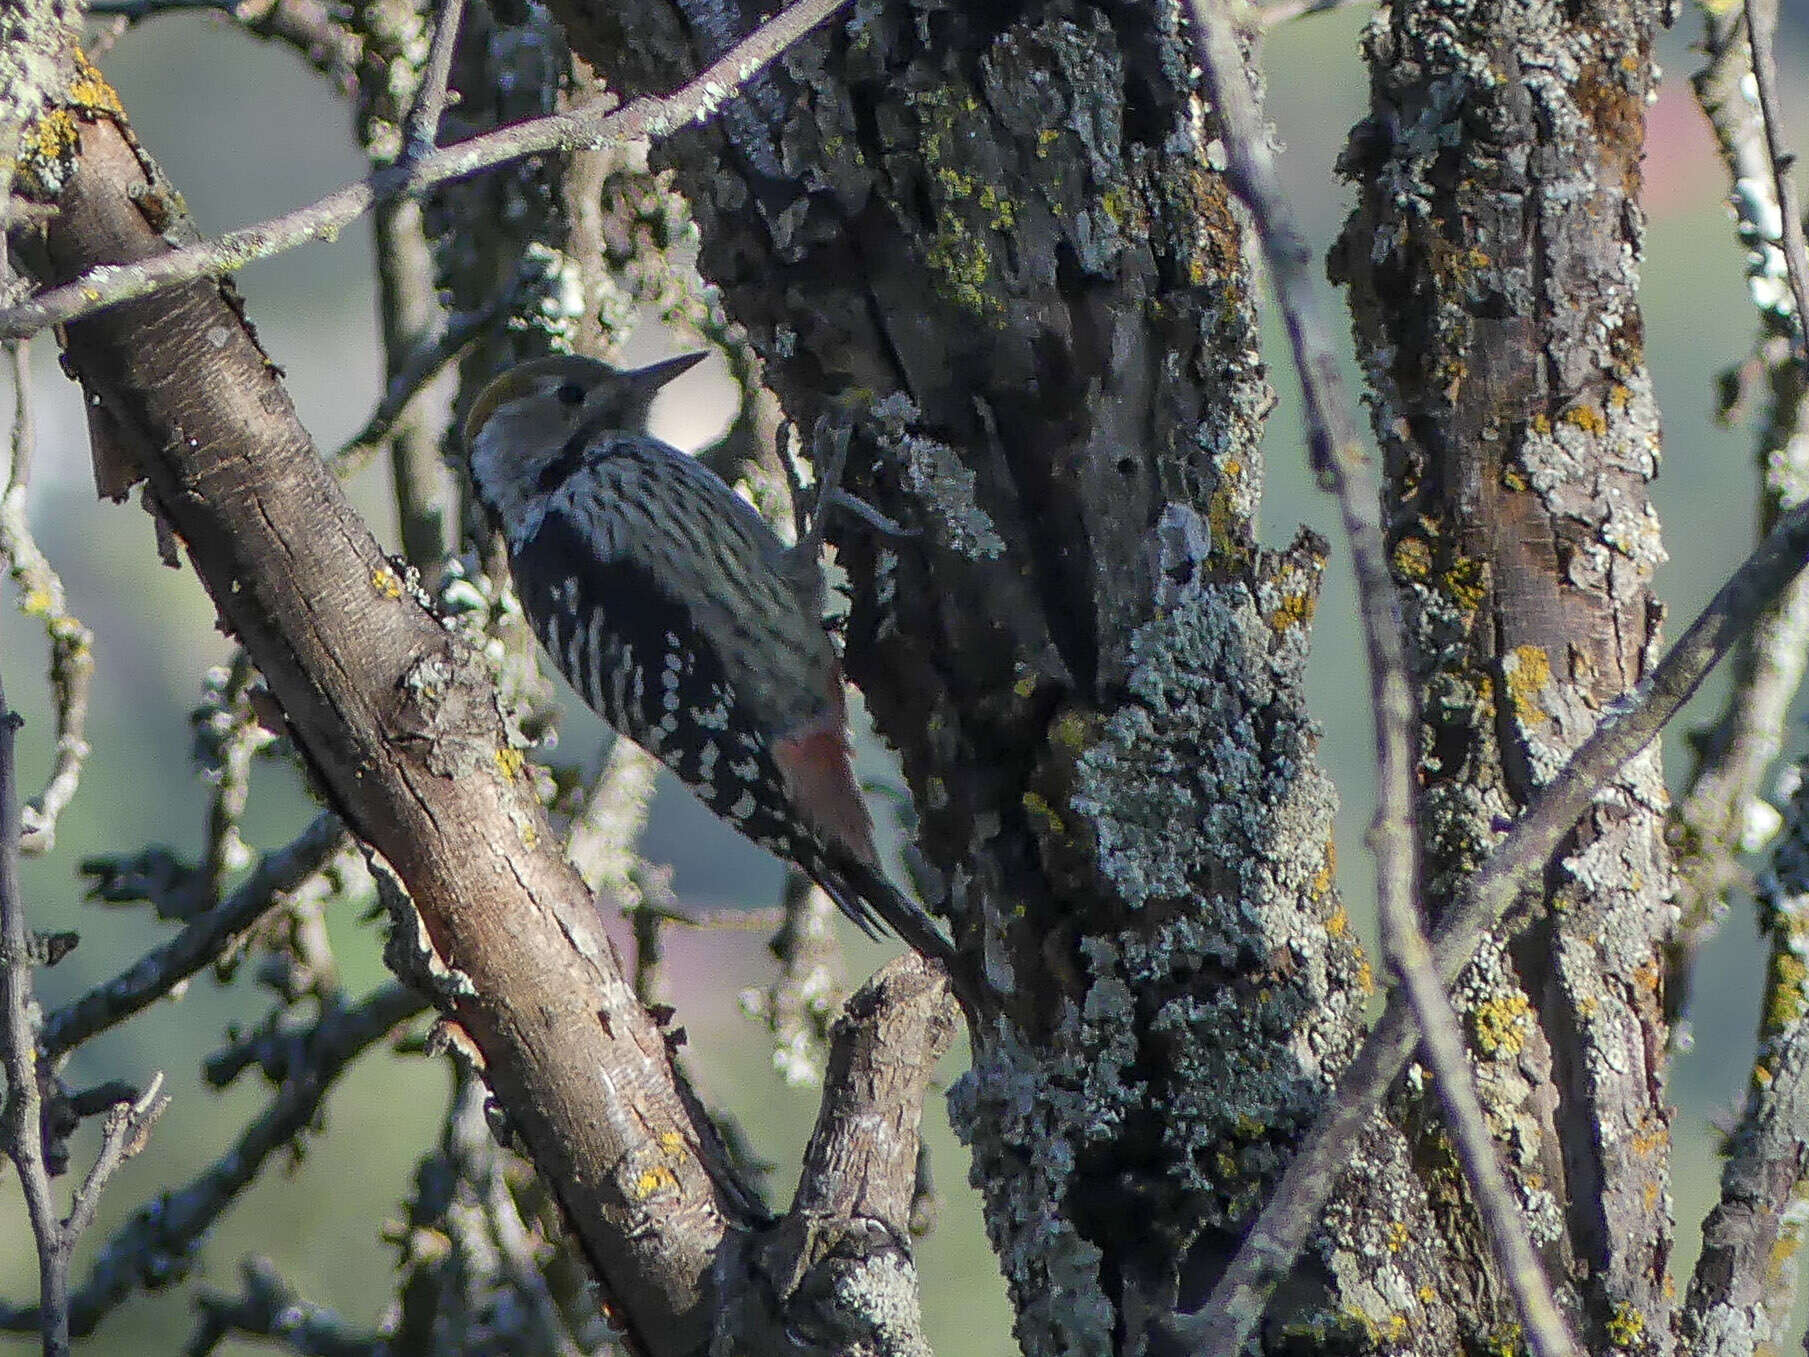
[555,382,586,407]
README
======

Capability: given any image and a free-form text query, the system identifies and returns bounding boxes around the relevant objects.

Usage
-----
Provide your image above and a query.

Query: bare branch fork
[1186,2,1577,1354]
[0,0,851,341]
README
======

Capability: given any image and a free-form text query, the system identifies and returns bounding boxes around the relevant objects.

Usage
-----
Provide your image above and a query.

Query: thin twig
[399,0,464,169]
[1187,493,1809,1353]
[1186,4,1577,1355]
[0,0,851,340]
[41,812,348,1058]
[0,661,67,1352]
[0,984,424,1338]
[195,654,267,904]
[2,340,95,856]
[189,1257,381,1357]
[1253,0,1372,28]
[629,862,678,1006]
[564,735,661,906]
[1745,0,1809,361]
[743,870,840,1088]
[327,284,515,477]
[61,1075,166,1245]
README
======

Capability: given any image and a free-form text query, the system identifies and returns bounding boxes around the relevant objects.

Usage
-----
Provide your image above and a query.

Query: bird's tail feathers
[813,852,991,1017]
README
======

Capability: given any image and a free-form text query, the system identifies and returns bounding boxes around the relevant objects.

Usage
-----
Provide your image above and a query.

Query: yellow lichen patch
[1014,674,1039,700]
[633,1165,679,1199]
[1470,991,1532,1057]
[1316,839,1345,904]
[1036,128,1060,158]
[24,108,80,165]
[1100,183,1135,226]
[1604,1302,1644,1348]
[494,746,525,781]
[1765,951,1809,1034]
[1562,403,1608,436]
[923,215,1004,322]
[1435,356,1468,402]
[1502,644,1552,723]
[1392,536,1432,581]
[1269,590,1315,632]
[1501,464,1529,492]
[1529,413,1552,436]
[1050,708,1102,757]
[979,183,1016,231]
[371,563,405,599]
[658,1130,684,1153]
[1022,790,1066,838]
[20,587,54,616]
[1441,555,1487,612]
[68,48,124,115]
[1384,1220,1411,1252]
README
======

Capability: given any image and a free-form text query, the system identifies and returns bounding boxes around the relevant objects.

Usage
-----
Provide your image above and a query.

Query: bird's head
[463,351,707,532]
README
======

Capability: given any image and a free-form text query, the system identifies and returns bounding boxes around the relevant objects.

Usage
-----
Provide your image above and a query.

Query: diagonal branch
[40,812,349,1059]
[398,0,464,168]
[0,0,849,340]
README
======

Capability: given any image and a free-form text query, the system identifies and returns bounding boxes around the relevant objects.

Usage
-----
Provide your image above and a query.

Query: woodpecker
[464,353,970,995]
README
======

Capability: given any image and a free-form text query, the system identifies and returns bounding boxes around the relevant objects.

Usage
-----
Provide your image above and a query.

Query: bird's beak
[629,350,709,393]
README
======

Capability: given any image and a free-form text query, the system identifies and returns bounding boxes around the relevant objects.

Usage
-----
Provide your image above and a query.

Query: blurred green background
[1,5,1806,1352]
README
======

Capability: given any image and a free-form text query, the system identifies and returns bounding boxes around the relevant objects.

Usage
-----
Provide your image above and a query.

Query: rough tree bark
[547,0,1455,1350]
[1330,0,1675,1346]
[0,0,1723,1348]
